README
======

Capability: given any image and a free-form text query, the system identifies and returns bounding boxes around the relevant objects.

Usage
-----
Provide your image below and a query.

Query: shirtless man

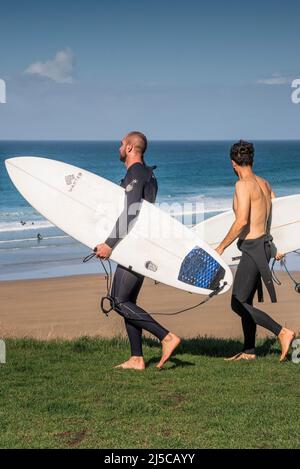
[216,140,295,362]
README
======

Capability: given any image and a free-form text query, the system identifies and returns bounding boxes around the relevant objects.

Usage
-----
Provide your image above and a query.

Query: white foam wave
[159,198,232,217]
[0,220,54,233]
[0,235,69,244]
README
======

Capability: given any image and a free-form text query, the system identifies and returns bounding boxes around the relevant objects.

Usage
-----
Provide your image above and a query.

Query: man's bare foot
[278,328,296,362]
[224,352,257,362]
[114,356,145,370]
[156,333,181,369]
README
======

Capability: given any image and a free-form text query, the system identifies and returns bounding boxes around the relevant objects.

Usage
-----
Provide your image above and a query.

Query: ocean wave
[0,220,54,233]
[0,244,66,252]
[159,197,232,216]
[0,235,69,245]
[0,211,32,217]
[0,208,41,223]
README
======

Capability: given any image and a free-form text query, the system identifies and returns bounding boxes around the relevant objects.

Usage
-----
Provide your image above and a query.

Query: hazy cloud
[25,48,75,84]
[257,73,290,85]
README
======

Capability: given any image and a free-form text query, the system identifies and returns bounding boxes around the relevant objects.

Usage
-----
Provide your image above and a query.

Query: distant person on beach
[215,140,296,362]
[95,132,181,370]
[37,233,43,242]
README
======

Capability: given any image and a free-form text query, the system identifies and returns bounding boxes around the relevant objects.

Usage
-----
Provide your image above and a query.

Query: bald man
[96,132,181,370]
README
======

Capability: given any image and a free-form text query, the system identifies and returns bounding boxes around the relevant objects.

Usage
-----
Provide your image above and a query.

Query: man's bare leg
[278,328,296,362]
[114,356,145,370]
[156,333,181,369]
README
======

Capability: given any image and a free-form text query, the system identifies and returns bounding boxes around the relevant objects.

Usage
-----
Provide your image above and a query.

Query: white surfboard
[5,157,232,295]
[193,194,300,265]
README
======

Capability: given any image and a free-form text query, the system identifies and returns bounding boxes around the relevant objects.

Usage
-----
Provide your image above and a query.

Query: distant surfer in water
[216,140,296,362]
[95,132,181,370]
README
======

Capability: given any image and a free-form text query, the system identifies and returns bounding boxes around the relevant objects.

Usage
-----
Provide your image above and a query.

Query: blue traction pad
[178,246,225,290]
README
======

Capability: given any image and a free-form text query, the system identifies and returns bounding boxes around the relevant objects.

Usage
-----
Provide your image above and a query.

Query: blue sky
[0,0,299,139]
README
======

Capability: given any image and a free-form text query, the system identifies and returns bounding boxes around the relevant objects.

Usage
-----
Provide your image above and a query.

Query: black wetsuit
[231,234,282,354]
[106,162,169,357]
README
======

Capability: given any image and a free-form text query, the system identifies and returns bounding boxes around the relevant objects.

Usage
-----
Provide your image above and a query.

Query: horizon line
[1,138,300,143]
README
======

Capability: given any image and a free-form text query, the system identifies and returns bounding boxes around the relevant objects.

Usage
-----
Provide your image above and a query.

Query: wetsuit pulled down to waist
[231,234,282,354]
[236,234,277,303]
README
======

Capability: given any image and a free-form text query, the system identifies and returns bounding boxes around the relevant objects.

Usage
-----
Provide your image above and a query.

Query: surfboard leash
[83,252,228,318]
[83,252,114,315]
[271,254,300,294]
[151,281,228,316]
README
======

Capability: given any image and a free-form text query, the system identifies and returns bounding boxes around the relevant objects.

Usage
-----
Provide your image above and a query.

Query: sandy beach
[0,271,299,340]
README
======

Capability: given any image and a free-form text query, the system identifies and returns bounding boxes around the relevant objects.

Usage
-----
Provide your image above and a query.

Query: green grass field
[0,336,299,449]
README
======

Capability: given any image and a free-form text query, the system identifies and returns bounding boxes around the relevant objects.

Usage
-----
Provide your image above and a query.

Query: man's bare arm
[216,181,250,254]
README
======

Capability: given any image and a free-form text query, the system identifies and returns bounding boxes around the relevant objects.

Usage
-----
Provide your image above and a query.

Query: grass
[0,336,299,449]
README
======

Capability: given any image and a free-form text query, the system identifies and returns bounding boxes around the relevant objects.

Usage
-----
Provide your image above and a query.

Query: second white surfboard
[192,194,300,265]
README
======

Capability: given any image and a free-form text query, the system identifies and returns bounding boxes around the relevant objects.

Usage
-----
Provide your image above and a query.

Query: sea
[0,140,300,280]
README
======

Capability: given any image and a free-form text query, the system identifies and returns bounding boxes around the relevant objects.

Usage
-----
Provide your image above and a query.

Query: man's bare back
[233,175,273,240]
